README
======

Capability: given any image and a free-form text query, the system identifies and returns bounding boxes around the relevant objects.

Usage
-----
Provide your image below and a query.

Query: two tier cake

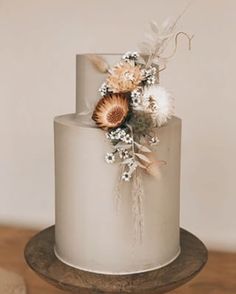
[54,20,191,275]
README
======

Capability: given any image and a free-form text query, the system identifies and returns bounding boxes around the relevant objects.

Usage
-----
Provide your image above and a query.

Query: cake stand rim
[24,226,208,294]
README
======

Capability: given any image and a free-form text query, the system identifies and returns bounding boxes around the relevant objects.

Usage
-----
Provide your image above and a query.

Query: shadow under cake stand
[24,226,207,294]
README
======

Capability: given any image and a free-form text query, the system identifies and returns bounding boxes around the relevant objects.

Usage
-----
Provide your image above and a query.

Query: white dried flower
[141,66,156,78]
[123,134,133,144]
[146,75,156,85]
[149,136,160,146]
[99,82,109,96]
[119,149,130,159]
[106,128,126,140]
[141,66,157,86]
[122,171,131,181]
[114,130,122,140]
[122,51,139,61]
[118,130,127,141]
[131,88,142,98]
[131,96,141,107]
[142,85,174,126]
[105,153,115,164]
[109,132,116,140]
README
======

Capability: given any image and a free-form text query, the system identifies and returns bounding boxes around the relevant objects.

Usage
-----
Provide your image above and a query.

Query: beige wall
[0,0,235,251]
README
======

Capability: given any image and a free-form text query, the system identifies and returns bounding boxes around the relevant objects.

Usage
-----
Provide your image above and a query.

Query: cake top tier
[76,54,122,115]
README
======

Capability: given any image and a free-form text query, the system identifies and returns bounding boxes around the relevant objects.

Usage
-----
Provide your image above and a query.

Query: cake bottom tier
[54,114,181,274]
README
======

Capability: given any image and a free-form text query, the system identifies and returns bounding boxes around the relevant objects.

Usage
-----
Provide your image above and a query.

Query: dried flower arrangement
[90,17,193,241]
[92,51,171,182]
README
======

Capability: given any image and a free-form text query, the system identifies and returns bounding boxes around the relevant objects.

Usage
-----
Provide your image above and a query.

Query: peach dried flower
[106,62,142,93]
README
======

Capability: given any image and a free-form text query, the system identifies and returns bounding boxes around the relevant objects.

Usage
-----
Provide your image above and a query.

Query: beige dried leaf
[134,142,152,153]
[135,153,151,163]
[138,152,166,179]
[137,161,147,169]
[146,159,166,179]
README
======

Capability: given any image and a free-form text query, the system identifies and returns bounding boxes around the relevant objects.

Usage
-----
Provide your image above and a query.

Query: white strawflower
[142,85,174,126]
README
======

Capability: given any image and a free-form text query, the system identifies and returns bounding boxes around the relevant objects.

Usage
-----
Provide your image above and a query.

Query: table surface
[0,226,235,294]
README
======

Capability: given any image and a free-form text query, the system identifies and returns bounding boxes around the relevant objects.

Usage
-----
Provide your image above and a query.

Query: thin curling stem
[164,31,194,60]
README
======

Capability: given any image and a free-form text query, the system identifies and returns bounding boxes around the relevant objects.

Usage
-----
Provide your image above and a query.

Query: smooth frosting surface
[54,114,181,274]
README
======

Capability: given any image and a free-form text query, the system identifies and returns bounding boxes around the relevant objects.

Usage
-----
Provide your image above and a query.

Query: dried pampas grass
[87,54,110,73]
[132,169,144,243]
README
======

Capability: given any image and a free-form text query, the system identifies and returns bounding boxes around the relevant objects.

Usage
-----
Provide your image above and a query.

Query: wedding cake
[54,21,191,275]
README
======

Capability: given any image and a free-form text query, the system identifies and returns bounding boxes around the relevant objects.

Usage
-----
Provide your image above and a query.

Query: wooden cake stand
[24,226,207,294]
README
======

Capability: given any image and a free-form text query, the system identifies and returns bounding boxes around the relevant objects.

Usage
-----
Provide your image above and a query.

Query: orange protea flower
[92,94,129,130]
[106,62,142,93]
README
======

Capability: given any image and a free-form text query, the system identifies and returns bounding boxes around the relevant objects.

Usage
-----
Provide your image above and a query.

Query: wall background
[0,0,235,251]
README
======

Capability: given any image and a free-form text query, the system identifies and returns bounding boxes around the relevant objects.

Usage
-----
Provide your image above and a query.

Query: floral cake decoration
[88,17,193,241]
[91,19,193,183]
[92,52,168,182]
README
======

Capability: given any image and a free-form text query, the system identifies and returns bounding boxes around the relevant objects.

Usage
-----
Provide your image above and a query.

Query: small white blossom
[122,51,139,61]
[122,171,131,181]
[119,149,130,159]
[109,133,116,140]
[149,66,157,75]
[105,153,115,164]
[141,66,157,86]
[141,66,156,79]
[118,129,127,140]
[131,88,142,97]
[99,82,109,96]
[106,128,125,141]
[131,96,141,107]
[131,88,142,108]
[149,136,160,146]
[105,132,110,139]
[114,132,121,140]
[146,75,156,85]
[123,134,133,144]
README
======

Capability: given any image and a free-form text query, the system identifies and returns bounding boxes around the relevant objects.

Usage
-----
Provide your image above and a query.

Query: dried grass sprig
[132,168,145,243]
[139,1,193,68]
